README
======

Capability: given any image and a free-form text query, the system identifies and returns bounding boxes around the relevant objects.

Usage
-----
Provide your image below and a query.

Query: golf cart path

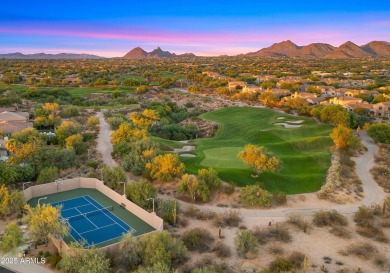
[165,131,386,220]
[96,111,141,181]
[96,111,117,167]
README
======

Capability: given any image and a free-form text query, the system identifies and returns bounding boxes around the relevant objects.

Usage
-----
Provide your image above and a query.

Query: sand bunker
[173,146,196,153]
[276,117,286,120]
[286,120,304,124]
[180,154,197,158]
[273,123,303,128]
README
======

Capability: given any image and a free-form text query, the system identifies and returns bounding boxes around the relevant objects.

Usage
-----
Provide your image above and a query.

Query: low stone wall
[24,177,163,253]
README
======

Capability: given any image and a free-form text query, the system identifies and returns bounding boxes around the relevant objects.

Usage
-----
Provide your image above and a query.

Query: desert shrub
[272,191,287,206]
[184,206,216,221]
[267,244,284,255]
[178,217,188,227]
[287,213,310,232]
[234,230,258,258]
[329,226,351,238]
[269,257,295,272]
[214,210,242,228]
[289,252,305,269]
[36,166,58,184]
[47,252,61,268]
[239,184,272,207]
[356,226,388,242]
[181,228,214,252]
[223,183,235,195]
[253,224,292,245]
[373,254,389,270]
[343,242,378,260]
[353,206,375,227]
[313,210,348,227]
[191,257,234,273]
[213,242,231,258]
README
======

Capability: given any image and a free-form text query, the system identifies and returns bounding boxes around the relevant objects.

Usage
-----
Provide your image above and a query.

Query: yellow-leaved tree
[0,184,10,216]
[238,144,280,177]
[129,109,160,128]
[87,116,99,127]
[330,125,359,149]
[147,154,185,182]
[65,133,83,151]
[25,203,69,246]
[5,139,40,164]
[111,123,148,144]
[43,102,60,113]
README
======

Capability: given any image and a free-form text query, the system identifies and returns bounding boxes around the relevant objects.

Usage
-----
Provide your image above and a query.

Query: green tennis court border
[28,188,155,248]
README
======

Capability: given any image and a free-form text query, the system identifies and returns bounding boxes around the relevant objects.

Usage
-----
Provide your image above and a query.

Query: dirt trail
[96,111,117,167]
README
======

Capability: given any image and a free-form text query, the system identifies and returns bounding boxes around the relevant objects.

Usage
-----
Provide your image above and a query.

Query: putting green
[180,107,333,194]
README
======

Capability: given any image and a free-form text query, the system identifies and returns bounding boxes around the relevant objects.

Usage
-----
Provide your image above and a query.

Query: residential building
[371,101,390,118]
[0,110,32,135]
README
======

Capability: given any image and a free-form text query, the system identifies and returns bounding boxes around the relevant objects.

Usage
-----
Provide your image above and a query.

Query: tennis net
[64,206,114,222]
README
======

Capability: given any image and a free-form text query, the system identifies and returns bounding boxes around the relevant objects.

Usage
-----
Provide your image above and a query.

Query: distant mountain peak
[122,47,197,58]
[0,52,103,59]
[245,40,389,58]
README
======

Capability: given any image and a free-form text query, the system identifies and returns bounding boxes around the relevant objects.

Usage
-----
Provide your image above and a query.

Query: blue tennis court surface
[52,195,136,247]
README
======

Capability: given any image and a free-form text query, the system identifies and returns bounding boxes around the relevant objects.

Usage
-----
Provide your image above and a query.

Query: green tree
[9,191,25,214]
[234,230,258,258]
[0,222,24,252]
[125,180,157,210]
[238,144,280,177]
[177,174,199,201]
[102,166,127,189]
[311,104,350,127]
[58,243,111,273]
[118,234,143,270]
[367,123,390,144]
[0,163,17,185]
[37,166,58,184]
[140,231,188,268]
[330,125,359,149]
[197,168,221,190]
[134,263,173,273]
[120,139,157,175]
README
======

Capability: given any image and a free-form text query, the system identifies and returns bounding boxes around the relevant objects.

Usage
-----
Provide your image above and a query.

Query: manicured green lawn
[180,107,333,194]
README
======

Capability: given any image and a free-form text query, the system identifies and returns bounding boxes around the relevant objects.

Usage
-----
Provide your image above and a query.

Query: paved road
[96,111,117,167]
[162,131,386,219]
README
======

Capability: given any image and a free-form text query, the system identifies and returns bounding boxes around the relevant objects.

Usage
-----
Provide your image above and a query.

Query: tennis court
[52,195,136,248]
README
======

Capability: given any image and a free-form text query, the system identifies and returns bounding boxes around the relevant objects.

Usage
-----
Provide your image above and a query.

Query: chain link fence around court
[24,177,163,253]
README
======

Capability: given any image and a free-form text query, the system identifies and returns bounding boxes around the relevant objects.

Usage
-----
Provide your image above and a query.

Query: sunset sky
[1,0,389,57]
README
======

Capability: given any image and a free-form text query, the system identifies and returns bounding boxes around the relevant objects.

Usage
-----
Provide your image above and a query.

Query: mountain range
[0,52,104,59]
[246,40,390,58]
[123,47,196,59]
[1,41,389,59]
